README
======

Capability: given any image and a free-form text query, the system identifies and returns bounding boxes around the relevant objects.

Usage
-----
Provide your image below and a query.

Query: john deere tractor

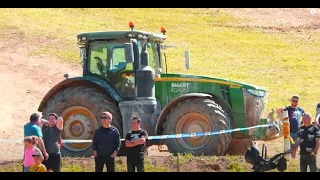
[38,22,280,157]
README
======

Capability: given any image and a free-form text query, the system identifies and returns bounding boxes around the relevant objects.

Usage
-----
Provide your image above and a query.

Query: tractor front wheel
[163,98,231,156]
[42,86,122,157]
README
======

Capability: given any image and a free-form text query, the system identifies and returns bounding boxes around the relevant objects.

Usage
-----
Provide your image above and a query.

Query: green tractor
[38,22,281,157]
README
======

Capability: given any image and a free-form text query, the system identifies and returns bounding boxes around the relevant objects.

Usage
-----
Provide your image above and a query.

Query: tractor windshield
[137,40,160,72]
[88,40,133,77]
[87,39,160,76]
[86,39,161,99]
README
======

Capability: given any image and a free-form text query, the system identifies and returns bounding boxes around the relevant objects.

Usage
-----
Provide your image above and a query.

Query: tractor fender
[155,93,212,135]
[38,76,121,112]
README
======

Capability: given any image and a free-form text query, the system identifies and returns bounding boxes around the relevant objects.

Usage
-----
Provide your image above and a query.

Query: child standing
[29,152,47,172]
[23,136,43,172]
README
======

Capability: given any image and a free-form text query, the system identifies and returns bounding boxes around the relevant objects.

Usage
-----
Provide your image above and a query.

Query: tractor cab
[77,22,167,101]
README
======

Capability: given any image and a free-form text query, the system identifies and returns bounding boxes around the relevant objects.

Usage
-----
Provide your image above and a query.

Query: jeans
[300,154,317,172]
[23,166,30,172]
[127,157,144,172]
[95,155,115,172]
[43,152,62,172]
[290,133,298,146]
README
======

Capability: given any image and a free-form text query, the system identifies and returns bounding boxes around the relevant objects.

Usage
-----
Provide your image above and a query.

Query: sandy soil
[223,8,320,33]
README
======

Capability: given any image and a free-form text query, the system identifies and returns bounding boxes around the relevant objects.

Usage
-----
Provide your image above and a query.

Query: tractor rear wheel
[42,86,122,157]
[163,98,231,156]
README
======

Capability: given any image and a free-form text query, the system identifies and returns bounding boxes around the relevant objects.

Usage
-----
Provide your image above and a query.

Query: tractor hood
[158,73,267,91]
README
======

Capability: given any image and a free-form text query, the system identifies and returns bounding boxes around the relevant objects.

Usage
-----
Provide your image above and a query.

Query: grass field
[0,152,303,172]
[0,154,263,172]
[0,8,319,172]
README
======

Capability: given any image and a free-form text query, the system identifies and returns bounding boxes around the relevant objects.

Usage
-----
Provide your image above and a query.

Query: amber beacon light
[129,21,134,30]
[160,26,166,35]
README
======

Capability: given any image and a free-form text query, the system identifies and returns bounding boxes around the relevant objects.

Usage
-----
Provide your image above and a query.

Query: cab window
[88,41,108,77]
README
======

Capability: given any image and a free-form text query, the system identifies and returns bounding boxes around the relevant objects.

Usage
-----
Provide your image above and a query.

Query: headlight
[247,89,266,97]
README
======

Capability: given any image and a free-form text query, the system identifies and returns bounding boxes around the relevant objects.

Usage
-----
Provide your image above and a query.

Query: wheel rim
[60,106,98,152]
[176,113,211,151]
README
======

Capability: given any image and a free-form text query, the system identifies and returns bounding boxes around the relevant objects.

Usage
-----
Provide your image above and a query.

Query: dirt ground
[224,8,320,33]
[0,29,81,162]
[0,8,319,167]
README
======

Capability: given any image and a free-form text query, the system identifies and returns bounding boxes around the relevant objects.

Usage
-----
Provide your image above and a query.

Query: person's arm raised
[276,106,287,114]
[56,117,63,130]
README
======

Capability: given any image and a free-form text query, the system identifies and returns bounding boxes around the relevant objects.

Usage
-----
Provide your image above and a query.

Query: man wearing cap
[276,95,305,145]
[24,113,49,160]
[92,111,121,172]
[291,112,320,172]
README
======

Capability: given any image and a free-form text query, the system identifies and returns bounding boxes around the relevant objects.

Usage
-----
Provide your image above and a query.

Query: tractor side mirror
[185,50,190,69]
[124,43,134,63]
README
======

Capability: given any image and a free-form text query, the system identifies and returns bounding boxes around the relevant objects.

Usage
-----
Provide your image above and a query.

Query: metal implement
[245,144,291,172]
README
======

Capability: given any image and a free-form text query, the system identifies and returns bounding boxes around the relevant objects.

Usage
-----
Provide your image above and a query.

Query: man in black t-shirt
[277,95,305,145]
[291,112,320,172]
[41,113,63,172]
[125,117,148,172]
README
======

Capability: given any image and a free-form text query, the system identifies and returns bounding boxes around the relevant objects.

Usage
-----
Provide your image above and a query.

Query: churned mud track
[0,28,81,162]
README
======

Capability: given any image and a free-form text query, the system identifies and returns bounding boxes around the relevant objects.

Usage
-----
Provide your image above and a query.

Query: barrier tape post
[0,123,276,144]
[282,110,291,158]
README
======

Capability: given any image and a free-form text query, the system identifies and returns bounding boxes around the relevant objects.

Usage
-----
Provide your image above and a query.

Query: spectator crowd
[23,95,320,172]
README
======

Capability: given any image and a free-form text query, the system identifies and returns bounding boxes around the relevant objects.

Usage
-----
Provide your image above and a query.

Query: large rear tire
[163,98,231,156]
[42,86,122,157]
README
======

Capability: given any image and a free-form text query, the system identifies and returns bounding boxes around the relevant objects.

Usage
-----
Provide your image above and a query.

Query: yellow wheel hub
[176,113,211,151]
[61,106,98,152]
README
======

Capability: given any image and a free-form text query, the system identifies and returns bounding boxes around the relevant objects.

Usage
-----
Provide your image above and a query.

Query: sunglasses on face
[292,100,299,102]
[101,116,110,120]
